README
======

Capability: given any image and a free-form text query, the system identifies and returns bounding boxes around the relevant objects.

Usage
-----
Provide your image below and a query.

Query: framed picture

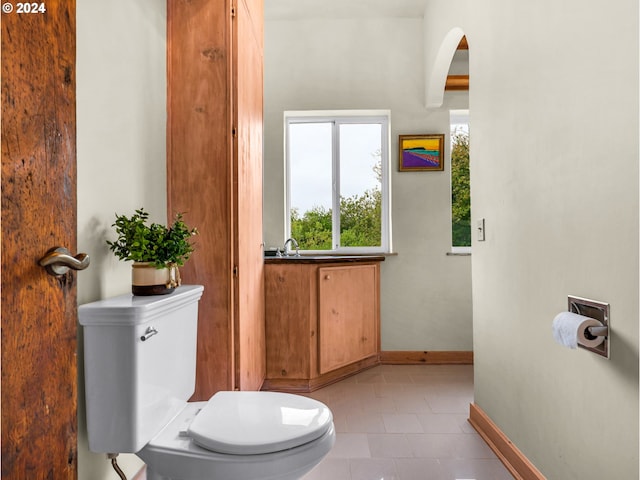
[399,134,445,171]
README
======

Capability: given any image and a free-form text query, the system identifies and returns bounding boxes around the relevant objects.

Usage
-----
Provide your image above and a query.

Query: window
[450,109,471,253]
[285,111,391,253]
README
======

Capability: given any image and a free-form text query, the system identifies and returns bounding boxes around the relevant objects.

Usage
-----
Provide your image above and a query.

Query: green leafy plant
[107,208,198,269]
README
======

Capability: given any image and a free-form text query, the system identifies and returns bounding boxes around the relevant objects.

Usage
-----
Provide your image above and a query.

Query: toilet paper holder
[568,295,610,358]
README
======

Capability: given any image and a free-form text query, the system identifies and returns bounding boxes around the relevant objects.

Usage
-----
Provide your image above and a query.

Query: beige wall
[424,0,639,477]
[264,16,474,352]
[76,0,167,477]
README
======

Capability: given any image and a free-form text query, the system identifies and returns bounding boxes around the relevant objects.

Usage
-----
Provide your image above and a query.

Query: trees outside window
[450,109,470,250]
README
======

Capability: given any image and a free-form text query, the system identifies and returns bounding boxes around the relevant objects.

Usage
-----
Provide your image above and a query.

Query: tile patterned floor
[301,364,514,480]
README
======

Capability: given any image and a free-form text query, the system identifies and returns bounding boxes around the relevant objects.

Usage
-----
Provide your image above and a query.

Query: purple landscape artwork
[399,134,445,171]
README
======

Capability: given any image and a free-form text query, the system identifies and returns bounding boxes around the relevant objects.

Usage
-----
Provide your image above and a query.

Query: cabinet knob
[324,275,331,280]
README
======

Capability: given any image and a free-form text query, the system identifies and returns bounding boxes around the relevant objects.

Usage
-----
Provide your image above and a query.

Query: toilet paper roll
[552,311,605,349]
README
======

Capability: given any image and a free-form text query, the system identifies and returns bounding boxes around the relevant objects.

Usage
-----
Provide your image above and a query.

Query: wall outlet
[477,218,485,241]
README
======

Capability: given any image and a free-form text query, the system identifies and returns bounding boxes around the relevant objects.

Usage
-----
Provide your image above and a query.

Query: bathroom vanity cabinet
[263,257,383,392]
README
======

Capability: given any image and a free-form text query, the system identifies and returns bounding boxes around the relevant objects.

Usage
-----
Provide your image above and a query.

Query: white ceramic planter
[131,262,180,296]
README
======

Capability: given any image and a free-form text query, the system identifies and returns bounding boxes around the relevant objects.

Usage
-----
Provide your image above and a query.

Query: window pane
[451,123,470,247]
[289,122,333,250]
[339,123,382,247]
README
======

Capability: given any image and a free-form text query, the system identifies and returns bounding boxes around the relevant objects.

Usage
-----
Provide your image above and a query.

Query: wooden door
[232,0,266,391]
[318,265,378,374]
[1,2,78,478]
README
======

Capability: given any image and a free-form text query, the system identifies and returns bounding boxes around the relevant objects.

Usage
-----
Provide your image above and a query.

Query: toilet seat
[187,391,333,454]
[139,395,336,480]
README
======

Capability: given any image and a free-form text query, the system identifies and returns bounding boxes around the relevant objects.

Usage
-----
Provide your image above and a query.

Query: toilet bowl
[139,393,335,480]
[79,285,335,480]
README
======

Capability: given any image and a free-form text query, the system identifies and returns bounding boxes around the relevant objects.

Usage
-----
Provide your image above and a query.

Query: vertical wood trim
[309,265,319,378]
[233,0,266,391]
[230,0,240,391]
[225,0,237,392]
[166,0,174,214]
[469,403,546,480]
[1,1,78,477]
[375,263,381,355]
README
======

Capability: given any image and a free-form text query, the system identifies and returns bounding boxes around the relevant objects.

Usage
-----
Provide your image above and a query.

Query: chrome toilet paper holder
[568,295,610,359]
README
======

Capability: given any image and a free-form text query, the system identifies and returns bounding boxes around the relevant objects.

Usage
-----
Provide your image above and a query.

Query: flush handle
[39,246,90,276]
[140,326,158,342]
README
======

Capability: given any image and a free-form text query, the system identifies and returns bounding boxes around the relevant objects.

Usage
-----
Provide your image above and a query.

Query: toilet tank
[79,285,204,453]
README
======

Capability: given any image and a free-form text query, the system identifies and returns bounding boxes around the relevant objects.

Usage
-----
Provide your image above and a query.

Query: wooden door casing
[1,1,78,478]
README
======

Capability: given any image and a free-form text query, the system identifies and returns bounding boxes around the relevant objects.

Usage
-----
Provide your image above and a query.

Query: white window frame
[284,110,392,254]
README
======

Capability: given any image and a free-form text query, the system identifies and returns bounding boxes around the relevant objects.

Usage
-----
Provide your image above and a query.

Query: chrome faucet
[283,238,300,257]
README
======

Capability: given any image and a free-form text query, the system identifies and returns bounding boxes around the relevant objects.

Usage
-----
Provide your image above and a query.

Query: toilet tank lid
[79,285,204,326]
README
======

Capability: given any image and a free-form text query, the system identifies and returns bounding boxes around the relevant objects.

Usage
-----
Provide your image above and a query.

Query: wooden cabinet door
[318,265,378,374]
[264,264,316,380]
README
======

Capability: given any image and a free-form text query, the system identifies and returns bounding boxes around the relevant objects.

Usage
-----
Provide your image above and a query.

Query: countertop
[264,255,386,264]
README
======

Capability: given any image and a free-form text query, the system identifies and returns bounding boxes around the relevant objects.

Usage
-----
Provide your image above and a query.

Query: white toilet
[79,285,335,480]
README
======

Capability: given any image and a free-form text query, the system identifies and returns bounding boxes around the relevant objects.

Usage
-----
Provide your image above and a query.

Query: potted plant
[107,208,198,295]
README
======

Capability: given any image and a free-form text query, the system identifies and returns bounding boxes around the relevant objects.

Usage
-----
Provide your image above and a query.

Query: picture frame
[399,134,445,171]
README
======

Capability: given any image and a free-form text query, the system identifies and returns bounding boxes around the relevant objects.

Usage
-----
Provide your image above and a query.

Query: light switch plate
[477,219,485,241]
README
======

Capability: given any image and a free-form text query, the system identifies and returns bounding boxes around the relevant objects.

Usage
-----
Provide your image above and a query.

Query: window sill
[446,251,471,256]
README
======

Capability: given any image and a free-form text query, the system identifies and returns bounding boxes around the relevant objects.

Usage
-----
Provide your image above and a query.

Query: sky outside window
[289,122,332,214]
[289,122,381,214]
